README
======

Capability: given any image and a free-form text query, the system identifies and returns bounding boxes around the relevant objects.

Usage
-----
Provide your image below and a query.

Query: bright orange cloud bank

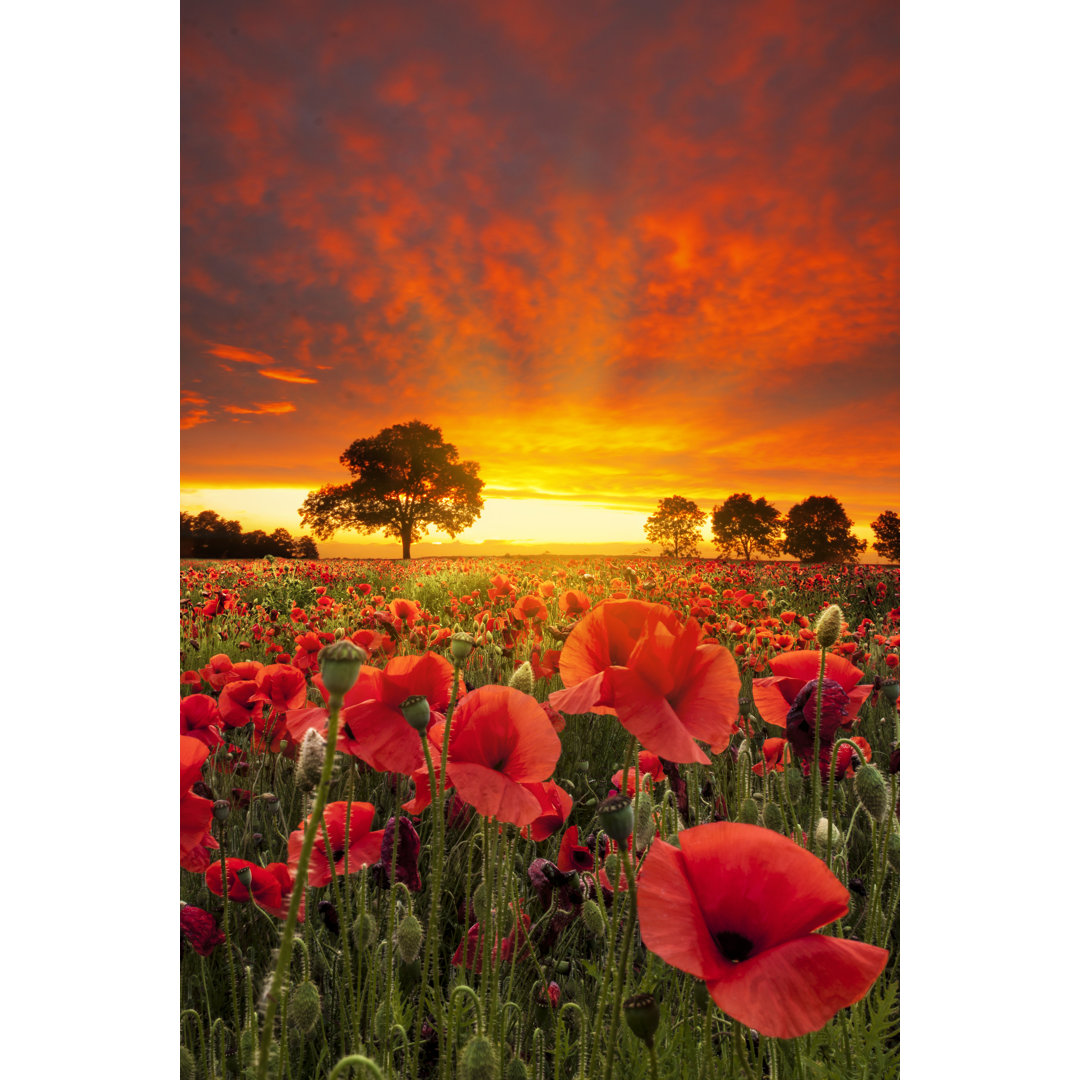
[181,0,898,552]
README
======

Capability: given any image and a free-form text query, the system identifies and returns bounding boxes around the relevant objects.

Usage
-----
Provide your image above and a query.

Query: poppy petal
[678,824,851,953]
[636,838,725,981]
[606,668,709,764]
[338,701,425,774]
[768,651,865,695]
[447,762,543,825]
[706,934,889,1038]
[546,671,611,716]
[752,676,806,730]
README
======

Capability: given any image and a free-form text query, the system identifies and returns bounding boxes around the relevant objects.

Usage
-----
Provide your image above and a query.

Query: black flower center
[332,848,346,862]
[714,930,755,964]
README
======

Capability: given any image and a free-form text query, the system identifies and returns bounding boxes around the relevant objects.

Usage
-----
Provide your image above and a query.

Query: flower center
[714,930,754,964]
[332,848,345,862]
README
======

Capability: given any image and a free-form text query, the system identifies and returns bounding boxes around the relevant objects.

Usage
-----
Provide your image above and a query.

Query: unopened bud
[737,797,760,825]
[853,764,889,823]
[762,802,785,834]
[297,728,327,792]
[815,604,844,649]
[582,899,605,937]
[288,980,322,1037]
[458,1034,498,1080]
[508,661,534,695]
[813,817,842,856]
[395,913,423,964]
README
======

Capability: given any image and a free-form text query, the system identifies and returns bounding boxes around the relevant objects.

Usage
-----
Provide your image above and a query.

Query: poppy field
[180,556,900,1080]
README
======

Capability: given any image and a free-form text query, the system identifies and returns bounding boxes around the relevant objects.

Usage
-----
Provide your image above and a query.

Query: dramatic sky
[181,0,898,558]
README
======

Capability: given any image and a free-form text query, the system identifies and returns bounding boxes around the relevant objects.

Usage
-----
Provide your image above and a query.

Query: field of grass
[180,556,899,1079]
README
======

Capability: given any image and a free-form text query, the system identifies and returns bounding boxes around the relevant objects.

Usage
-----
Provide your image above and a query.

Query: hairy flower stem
[810,649,827,832]
[411,660,460,1076]
[255,692,345,1080]
[602,844,639,1080]
[215,823,244,1055]
[320,813,357,1039]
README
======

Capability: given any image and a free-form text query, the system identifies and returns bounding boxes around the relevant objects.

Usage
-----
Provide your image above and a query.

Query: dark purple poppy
[373,816,422,892]
[180,904,225,957]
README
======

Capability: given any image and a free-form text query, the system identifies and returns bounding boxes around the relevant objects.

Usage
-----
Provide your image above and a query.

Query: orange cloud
[223,402,297,416]
[258,369,319,384]
[206,343,276,365]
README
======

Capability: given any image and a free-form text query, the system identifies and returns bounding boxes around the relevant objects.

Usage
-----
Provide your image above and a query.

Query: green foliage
[783,495,868,564]
[299,420,484,559]
[644,496,707,558]
[870,511,900,563]
[711,493,783,561]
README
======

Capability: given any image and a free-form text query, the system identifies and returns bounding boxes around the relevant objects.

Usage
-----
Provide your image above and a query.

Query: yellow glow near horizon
[179,488,650,546]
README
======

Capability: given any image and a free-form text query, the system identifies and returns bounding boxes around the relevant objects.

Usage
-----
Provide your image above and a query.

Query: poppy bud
[506,1058,528,1080]
[335,627,346,639]
[784,768,804,803]
[853,764,889,823]
[583,899,605,937]
[814,605,844,648]
[458,1034,498,1080]
[882,679,900,704]
[317,639,367,697]
[813,817,842,856]
[297,729,327,792]
[288,980,322,1037]
[260,792,280,805]
[180,1046,195,1080]
[633,791,656,848]
[212,799,231,823]
[737,797,760,826]
[236,865,252,888]
[395,913,424,965]
[399,694,431,732]
[450,632,476,662]
[399,957,422,993]
[350,911,377,950]
[623,993,661,1048]
[603,851,622,886]
[598,793,634,846]
[762,802,785,834]
[887,832,900,872]
[508,661,534,695]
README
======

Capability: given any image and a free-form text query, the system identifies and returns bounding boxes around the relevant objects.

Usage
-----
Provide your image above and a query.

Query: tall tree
[299,420,484,559]
[870,510,900,562]
[782,495,867,563]
[711,493,783,562]
[644,496,707,558]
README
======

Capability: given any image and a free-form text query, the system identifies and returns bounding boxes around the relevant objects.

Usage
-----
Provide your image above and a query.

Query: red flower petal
[768,651,864,695]
[705,934,888,1038]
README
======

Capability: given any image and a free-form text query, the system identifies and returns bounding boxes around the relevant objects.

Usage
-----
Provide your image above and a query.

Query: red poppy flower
[556,825,594,874]
[205,858,300,920]
[558,589,591,617]
[752,738,792,777]
[287,801,385,888]
[548,600,740,765]
[751,652,872,763]
[407,686,563,826]
[512,595,549,624]
[199,653,236,692]
[217,679,265,728]
[180,694,224,749]
[181,670,203,689]
[521,780,573,841]
[305,652,459,775]
[452,899,531,972]
[180,904,225,957]
[637,823,888,1038]
[252,663,308,714]
[180,736,217,867]
[611,751,667,794]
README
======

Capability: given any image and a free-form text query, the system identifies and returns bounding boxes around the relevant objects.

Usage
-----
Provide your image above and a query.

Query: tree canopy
[180,511,318,559]
[870,510,900,562]
[781,495,867,563]
[711,493,783,561]
[299,420,484,559]
[644,496,706,558]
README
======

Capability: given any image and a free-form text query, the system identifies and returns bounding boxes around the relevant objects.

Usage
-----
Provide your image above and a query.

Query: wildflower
[180,694,224,749]
[548,600,740,764]
[637,823,888,1037]
[205,858,301,920]
[287,801,385,887]
[180,903,225,957]
[521,780,573,841]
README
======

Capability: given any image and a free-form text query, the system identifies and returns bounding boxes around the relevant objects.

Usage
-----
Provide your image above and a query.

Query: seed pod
[598,793,634,846]
[399,694,431,732]
[317,639,367,697]
[623,993,661,1048]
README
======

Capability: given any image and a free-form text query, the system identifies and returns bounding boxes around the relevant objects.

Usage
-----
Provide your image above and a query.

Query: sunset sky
[181,0,898,558]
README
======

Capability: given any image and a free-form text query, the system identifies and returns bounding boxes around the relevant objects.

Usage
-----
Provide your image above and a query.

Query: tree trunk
[401,534,412,560]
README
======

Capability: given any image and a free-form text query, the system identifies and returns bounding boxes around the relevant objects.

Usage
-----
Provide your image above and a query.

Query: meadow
[180,556,900,1080]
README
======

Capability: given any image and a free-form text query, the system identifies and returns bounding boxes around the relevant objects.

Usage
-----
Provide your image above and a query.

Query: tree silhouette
[644,496,706,558]
[180,512,318,559]
[299,420,484,559]
[711,493,783,562]
[870,510,900,562]
[782,496,867,563]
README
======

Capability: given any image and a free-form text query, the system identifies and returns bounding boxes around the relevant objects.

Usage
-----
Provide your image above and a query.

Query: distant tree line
[644,493,899,563]
[181,510,319,559]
